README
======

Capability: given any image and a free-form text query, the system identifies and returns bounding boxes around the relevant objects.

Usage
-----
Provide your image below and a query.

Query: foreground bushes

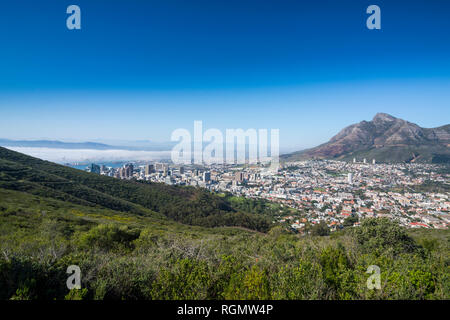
[0,218,448,300]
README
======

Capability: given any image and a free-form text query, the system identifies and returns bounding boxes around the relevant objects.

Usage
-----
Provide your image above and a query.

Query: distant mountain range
[0,139,175,151]
[282,113,450,163]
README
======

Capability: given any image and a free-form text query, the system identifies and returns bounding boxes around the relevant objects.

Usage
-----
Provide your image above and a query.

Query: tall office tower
[372,159,376,164]
[363,158,367,164]
[353,158,356,163]
[155,163,166,172]
[100,164,106,173]
[347,172,353,184]
[179,166,185,174]
[145,164,154,175]
[119,167,126,179]
[124,163,134,178]
[90,163,100,174]
[203,171,211,182]
[235,171,244,182]
[194,169,199,177]
[163,166,168,177]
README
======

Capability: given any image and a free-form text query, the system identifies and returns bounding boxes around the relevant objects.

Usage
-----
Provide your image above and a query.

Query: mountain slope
[0,147,271,231]
[282,113,450,163]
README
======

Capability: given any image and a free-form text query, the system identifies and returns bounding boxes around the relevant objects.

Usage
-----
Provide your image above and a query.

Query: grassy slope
[1,186,448,300]
[0,187,251,240]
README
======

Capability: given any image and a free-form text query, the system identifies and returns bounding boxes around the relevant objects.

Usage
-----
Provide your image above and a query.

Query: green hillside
[0,147,448,300]
[336,145,450,163]
[282,144,450,163]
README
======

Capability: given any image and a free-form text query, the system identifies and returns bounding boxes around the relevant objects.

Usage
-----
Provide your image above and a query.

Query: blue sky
[0,0,449,151]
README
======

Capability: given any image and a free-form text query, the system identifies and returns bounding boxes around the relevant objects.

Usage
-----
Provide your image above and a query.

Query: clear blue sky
[0,0,449,151]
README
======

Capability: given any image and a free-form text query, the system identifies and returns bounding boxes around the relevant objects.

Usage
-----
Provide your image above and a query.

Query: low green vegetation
[0,187,448,300]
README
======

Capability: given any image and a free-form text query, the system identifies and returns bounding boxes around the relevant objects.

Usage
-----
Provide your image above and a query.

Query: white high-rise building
[347,172,353,184]
[363,158,367,164]
[372,159,376,164]
[353,158,356,163]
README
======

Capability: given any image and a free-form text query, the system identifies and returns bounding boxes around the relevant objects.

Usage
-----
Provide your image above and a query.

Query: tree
[343,215,358,227]
[351,218,419,255]
[311,221,330,236]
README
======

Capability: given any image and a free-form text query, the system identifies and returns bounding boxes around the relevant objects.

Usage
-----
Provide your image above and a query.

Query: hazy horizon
[1,108,448,154]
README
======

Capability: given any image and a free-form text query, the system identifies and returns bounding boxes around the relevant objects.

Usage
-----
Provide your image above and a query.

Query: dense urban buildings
[81,159,449,232]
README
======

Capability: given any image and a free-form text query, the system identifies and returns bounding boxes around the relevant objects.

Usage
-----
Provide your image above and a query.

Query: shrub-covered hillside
[0,186,448,300]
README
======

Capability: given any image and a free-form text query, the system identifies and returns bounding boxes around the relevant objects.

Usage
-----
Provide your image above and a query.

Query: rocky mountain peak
[372,112,397,123]
[282,113,450,163]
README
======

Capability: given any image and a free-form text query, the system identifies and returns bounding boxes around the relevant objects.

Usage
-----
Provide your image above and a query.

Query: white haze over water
[6,147,171,164]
